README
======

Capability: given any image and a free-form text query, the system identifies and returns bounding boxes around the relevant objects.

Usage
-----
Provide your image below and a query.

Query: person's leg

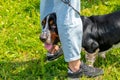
[40,0,54,21]
[58,24,82,72]
[53,0,82,72]
[53,0,103,78]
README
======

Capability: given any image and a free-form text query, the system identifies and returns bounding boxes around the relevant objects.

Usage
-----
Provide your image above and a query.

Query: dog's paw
[98,52,106,59]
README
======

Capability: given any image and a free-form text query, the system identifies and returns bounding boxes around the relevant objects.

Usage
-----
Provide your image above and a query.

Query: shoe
[68,61,103,78]
[45,47,63,61]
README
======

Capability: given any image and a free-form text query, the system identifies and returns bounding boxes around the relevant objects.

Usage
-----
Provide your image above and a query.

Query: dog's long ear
[42,19,46,26]
[49,13,58,34]
[52,13,56,17]
[52,13,57,24]
[41,15,47,28]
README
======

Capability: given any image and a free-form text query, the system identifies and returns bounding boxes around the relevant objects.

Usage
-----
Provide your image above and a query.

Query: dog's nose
[40,35,47,42]
[40,37,46,42]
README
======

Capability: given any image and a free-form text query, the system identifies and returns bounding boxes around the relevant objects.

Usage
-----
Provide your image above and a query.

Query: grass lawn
[0,0,120,80]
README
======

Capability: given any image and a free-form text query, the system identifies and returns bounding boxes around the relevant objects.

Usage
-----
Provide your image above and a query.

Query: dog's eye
[42,20,46,26]
[49,20,54,25]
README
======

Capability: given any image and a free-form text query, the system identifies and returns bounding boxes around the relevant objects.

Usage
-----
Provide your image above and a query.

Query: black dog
[81,11,120,53]
[40,11,120,66]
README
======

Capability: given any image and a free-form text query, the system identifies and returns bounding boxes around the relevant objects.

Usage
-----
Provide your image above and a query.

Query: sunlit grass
[0,0,120,80]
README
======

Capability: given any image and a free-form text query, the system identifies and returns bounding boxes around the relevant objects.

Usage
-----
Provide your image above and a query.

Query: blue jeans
[40,0,54,21]
[40,0,83,62]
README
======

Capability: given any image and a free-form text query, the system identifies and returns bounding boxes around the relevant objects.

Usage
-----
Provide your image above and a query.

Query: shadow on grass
[43,49,120,80]
[0,59,44,80]
[0,49,119,80]
[0,56,67,80]
[43,56,68,80]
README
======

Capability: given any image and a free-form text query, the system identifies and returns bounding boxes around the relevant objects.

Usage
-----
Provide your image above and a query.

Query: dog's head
[40,13,60,50]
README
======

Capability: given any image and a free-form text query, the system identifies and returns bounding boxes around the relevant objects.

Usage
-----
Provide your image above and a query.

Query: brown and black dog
[40,13,60,54]
[40,11,120,66]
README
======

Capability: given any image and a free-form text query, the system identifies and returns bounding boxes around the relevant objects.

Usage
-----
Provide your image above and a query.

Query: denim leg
[40,0,54,21]
[58,24,83,62]
[53,0,83,62]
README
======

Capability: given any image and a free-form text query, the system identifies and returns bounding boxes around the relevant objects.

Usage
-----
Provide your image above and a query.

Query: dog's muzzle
[40,30,51,44]
[40,31,48,42]
[40,30,53,51]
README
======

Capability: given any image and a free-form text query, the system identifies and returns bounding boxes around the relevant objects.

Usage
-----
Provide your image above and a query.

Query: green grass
[0,0,120,80]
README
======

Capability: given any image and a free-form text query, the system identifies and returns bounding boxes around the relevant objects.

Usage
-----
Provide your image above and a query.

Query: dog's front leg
[85,49,99,67]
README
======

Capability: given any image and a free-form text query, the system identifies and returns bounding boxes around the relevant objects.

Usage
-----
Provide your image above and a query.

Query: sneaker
[68,61,103,78]
[45,47,63,61]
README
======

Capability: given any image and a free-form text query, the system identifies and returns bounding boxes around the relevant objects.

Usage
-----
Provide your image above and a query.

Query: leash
[61,0,80,16]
